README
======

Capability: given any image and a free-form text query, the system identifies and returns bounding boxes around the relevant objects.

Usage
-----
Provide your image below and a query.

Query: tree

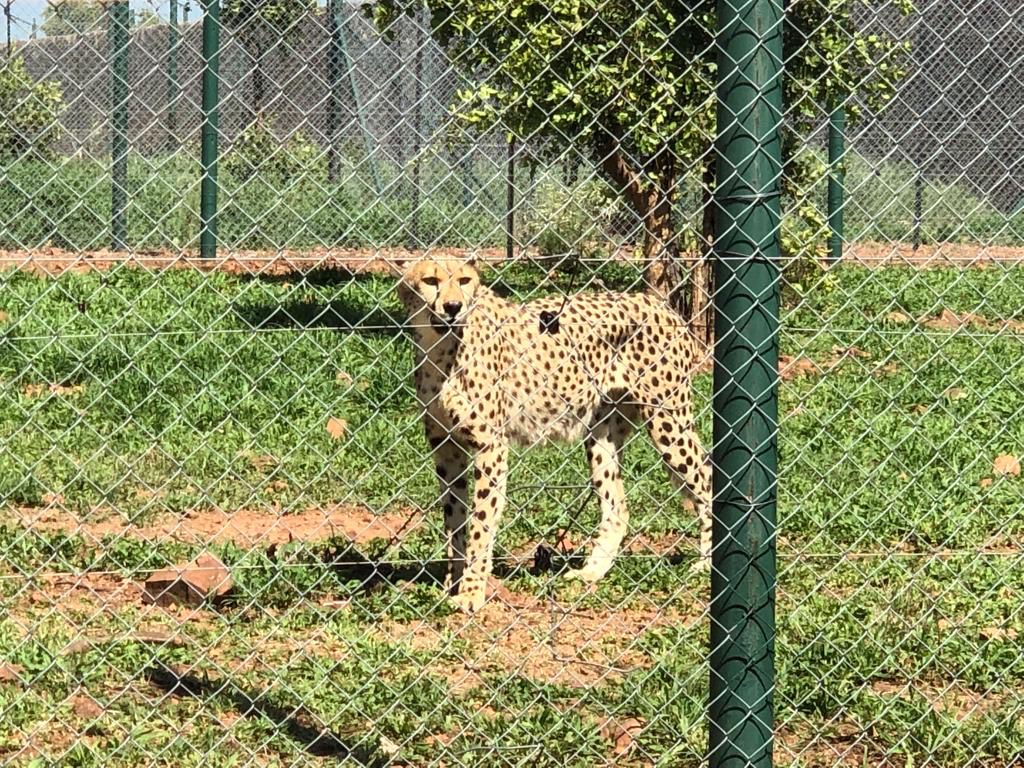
[133,8,162,28]
[371,0,912,328]
[40,1,105,36]
[0,57,64,157]
[222,0,315,119]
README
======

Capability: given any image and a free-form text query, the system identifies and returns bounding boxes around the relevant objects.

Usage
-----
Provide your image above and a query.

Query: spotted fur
[397,258,712,613]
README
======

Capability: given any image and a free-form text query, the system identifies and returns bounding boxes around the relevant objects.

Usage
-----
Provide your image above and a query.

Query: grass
[1,260,1024,765]
[0,150,510,252]
[3,148,1024,253]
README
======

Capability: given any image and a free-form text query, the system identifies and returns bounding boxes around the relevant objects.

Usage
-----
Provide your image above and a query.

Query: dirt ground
[0,246,512,277]
[844,241,1024,267]
[1,240,1021,277]
[3,503,704,697]
[12,503,426,549]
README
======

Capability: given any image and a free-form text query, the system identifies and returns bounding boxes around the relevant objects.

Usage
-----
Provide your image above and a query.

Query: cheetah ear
[384,258,408,279]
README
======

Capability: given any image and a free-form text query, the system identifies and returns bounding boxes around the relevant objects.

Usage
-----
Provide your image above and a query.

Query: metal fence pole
[409,13,424,249]
[709,0,782,765]
[827,103,845,263]
[326,0,341,182]
[108,1,131,251]
[912,167,924,251]
[167,0,179,151]
[200,0,221,259]
[4,0,11,60]
[506,138,515,261]
[324,1,383,194]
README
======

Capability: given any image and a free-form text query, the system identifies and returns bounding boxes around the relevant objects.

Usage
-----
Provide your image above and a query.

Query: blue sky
[4,2,336,42]
[5,2,174,40]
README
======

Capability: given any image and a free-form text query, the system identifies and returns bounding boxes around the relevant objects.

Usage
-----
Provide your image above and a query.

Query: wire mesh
[1,0,1023,766]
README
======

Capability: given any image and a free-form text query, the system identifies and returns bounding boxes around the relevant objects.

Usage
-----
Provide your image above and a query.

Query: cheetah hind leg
[565,412,631,583]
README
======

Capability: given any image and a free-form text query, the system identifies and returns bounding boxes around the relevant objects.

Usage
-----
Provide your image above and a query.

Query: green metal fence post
[4,1,11,60]
[912,167,924,251]
[108,1,131,251]
[167,0,179,151]
[328,0,381,190]
[827,103,846,263]
[200,0,221,259]
[506,138,515,261]
[709,0,782,765]
[408,12,425,249]
[326,0,341,182]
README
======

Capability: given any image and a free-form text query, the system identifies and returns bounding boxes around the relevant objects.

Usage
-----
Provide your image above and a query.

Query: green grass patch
[2,262,1024,765]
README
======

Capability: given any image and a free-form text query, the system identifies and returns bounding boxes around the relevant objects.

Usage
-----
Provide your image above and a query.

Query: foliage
[370,0,914,297]
[521,175,623,261]
[221,0,317,30]
[781,149,834,297]
[0,58,64,159]
[3,149,1021,253]
[222,118,322,183]
[372,0,911,173]
[39,0,105,36]
[132,8,162,29]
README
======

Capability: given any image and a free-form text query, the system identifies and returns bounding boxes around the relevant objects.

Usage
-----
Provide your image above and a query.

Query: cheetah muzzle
[396,257,712,614]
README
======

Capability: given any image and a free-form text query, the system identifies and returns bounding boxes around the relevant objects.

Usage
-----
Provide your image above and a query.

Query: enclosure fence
[1,0,1024,766]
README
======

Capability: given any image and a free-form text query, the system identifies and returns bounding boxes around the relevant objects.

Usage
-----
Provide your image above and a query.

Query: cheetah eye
[421,276,440,287]
[458,277,473,286]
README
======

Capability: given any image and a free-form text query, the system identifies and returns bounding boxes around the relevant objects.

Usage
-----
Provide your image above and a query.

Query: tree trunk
[601,142,686,315]
[642,189,686,315]
[252,41,266,117]
[688,160,716,348]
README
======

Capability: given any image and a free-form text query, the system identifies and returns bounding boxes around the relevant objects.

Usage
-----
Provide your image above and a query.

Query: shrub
[222,118,324,183]
[521,175,623,264]
[0,58,64,159]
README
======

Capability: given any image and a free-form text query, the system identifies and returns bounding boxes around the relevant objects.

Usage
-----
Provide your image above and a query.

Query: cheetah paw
[450,590,485,614]
[564,560,613,583]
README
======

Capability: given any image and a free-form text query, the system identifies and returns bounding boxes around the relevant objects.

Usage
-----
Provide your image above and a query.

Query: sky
[2,1,336,43]
[4,1,174,41]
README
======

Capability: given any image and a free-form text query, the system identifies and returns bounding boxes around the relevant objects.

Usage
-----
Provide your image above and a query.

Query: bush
[0,58,64,159]
[222,118,324,183]
[521,175,623,263]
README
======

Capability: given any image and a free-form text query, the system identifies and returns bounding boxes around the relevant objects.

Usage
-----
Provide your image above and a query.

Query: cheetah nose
[442,301,462,318]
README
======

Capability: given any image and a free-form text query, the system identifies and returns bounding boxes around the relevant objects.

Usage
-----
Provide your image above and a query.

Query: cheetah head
[396,258,481,334]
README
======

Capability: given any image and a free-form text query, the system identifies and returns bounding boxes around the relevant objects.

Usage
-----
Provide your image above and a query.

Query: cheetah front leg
[425,419,471,592]
[450,441,508,613]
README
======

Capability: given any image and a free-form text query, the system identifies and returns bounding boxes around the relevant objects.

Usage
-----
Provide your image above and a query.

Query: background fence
[2,0,1024,766]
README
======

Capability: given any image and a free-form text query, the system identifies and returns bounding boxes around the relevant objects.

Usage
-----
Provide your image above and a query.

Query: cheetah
[396,258,712,614]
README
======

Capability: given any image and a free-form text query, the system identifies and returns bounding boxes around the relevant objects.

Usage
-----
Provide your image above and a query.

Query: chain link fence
[1,0,1024,766]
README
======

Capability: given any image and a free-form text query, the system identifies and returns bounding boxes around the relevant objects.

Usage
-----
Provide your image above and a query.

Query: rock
[71,694,104,720]
[600,716,645,757]
[993,454,1021,477]
[0,663,25,685]
[142,552,233,607]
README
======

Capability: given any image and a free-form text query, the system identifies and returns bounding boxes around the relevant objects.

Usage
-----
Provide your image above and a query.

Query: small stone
[0,663,25,685]
[72,694,103,720]
[993,454,1021,477]
[143,553,233,607]
[601,716,645,756]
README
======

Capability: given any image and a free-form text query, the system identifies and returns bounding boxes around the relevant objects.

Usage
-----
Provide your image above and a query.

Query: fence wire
[1,0,1024,766]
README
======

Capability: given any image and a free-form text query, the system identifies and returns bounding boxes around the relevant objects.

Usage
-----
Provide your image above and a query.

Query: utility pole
[4,0,12,60]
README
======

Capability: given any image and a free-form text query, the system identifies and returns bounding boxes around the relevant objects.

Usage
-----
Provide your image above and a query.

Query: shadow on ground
[145,663,387,763]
